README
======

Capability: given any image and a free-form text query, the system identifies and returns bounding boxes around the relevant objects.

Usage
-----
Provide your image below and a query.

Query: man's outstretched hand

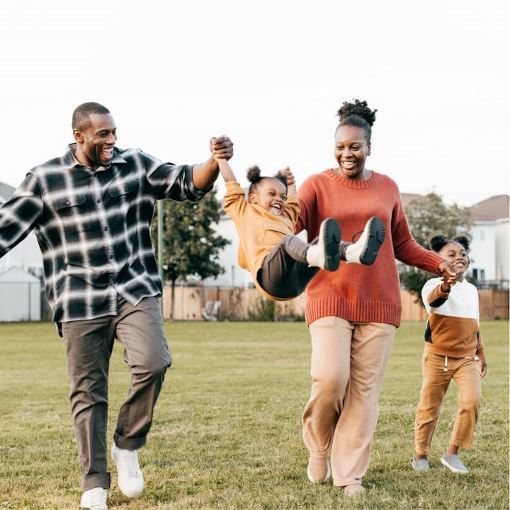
[210,136,233,161]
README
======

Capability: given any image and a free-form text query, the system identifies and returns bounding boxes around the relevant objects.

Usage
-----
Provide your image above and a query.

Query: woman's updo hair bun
[247,165,288,195]
[429,234,471,253]
[337,99,377,126]
[454,235,470,251]
[336,99,377,141]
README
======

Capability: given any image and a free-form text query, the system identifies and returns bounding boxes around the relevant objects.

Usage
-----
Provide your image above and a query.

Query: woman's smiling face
[334,125,371,180]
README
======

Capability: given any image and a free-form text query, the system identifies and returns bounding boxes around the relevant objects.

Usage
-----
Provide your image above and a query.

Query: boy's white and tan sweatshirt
[421,278,485,359]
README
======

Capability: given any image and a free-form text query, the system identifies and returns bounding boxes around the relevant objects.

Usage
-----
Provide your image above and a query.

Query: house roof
[469,195,509,222]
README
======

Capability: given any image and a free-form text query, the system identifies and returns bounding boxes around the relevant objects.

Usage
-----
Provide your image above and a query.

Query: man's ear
[73,129,83,143]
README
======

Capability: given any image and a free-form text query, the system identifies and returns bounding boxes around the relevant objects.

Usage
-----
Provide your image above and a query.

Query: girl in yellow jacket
[412,235,487,474]
[215,152,385,301]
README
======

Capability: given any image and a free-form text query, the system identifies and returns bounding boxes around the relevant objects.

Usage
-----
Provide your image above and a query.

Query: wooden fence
[162,286,508,322]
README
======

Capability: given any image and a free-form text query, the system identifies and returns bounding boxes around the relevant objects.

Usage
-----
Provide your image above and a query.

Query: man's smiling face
[74,113,117,170]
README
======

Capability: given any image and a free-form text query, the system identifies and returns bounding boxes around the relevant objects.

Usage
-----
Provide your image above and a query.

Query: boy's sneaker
[80,487,108,510]
[345,216,385,265]
[412,456,430,472]
[440,452,469,474]
[306,218,341,271]
[307,456,331,483]
[111,444,144,498]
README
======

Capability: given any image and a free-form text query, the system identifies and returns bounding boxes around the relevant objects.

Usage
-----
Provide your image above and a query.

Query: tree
[152,190,230,319]
[398,192,472,301]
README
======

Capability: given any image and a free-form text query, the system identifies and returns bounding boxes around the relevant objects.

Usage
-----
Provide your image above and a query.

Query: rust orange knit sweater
[297,169,444,327]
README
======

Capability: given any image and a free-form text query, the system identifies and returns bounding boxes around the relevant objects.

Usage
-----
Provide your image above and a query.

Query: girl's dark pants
[257,234,318,299]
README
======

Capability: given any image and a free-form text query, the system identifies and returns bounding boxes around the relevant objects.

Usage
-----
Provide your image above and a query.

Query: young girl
[216,155,385,301]
[412,235,487,474]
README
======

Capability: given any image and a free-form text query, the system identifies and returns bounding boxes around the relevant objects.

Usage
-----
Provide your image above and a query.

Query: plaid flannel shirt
[0,144,210,323]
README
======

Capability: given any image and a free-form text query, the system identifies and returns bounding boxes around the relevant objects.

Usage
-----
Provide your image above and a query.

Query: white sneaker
[440,452,469,474]
[345,216,385,265]
[412,456,430,472]
[306,218,341,271]
[111,444,144,498]
[80,487,108,510]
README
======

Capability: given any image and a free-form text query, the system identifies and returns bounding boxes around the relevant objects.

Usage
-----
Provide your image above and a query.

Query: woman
[296,99,456,496]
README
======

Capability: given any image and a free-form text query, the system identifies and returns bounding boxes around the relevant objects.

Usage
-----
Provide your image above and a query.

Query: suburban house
[468,195,509,288]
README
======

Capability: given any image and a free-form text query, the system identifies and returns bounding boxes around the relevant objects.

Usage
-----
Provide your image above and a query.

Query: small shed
[0,266,41,321]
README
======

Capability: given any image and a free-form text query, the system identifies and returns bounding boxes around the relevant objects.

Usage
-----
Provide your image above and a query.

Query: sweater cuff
[422,252,445,274]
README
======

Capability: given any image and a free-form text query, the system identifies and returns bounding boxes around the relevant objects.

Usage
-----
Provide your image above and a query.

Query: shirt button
[109,254,114,259]
[97,199,101,203]
[104,226,108,231]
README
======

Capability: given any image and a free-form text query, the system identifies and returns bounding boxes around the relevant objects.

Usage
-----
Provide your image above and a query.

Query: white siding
[469,219,509,284]
[203,215,252,287]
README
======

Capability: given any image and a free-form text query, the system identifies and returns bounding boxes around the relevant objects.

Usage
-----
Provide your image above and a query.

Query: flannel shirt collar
[64,143,127,171]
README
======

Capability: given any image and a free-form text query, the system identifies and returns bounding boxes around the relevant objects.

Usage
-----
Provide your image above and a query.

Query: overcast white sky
[0,0,508,206]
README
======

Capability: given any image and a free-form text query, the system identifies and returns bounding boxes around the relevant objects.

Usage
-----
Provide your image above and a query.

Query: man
[0,102,232,510]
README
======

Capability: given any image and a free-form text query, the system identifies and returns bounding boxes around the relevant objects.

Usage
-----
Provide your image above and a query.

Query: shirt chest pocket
[53,194,87,213]
[107,179,139,200]
[52,194,96,233]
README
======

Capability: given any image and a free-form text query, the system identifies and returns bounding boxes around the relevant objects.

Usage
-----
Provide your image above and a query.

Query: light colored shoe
[111,444,144,498]
[344,483,366,496]
[80,487,108,510]
[345,216,385,265]
[412,456,430,472]
[440,452,469,474]
[306,218,341,271]
[307,456,331,483]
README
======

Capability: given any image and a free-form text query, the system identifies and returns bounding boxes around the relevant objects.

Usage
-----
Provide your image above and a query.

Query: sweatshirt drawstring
[444,356,448,372]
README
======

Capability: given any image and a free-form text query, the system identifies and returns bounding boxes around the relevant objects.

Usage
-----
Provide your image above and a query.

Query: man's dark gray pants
[62,296,172,490]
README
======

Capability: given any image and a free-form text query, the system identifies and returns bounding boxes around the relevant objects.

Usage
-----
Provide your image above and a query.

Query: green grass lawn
[0,320,508,510]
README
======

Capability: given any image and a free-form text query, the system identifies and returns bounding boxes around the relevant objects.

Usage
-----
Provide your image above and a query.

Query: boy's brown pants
[302,316,395,487]
[414,351,481,456]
